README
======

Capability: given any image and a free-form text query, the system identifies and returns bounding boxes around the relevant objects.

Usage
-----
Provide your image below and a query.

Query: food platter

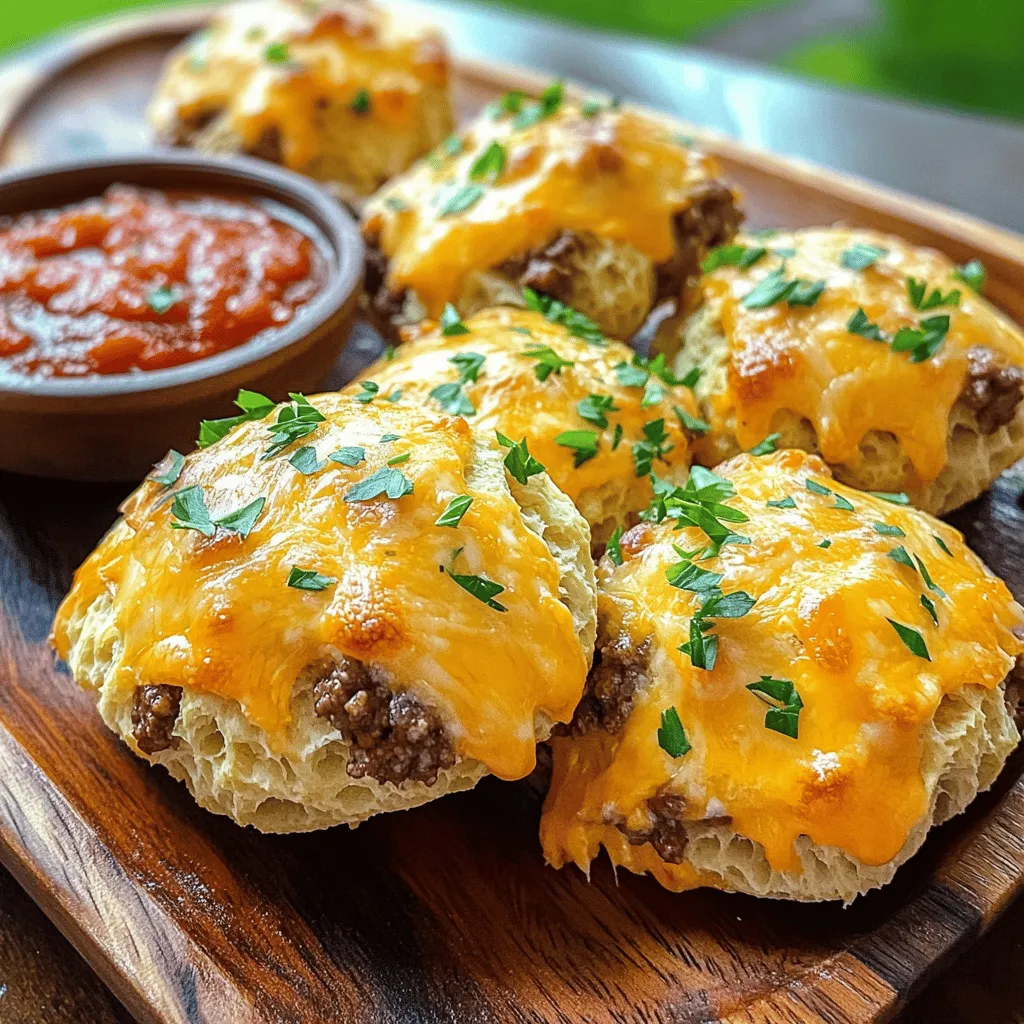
[1,7,1024,1024]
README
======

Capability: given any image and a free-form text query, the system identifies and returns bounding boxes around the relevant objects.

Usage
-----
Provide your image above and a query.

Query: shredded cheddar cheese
[52,396,587,781]
[541,449,1023,886]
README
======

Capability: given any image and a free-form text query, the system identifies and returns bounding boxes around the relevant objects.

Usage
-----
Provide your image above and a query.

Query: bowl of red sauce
[0,153,363,480]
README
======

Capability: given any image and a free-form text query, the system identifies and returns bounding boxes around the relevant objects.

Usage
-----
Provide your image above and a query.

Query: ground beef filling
[131,684,183,755]
[1006,654,1024,732]
[560,633,649,737]
[617,793,690,865]
[363,232,411,326]
[313,658,456,786]
[960,346,1024,434]
[498,230,584,305]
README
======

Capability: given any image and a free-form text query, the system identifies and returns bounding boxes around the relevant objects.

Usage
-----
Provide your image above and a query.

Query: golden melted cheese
[363,103,725,316]
[700,228,1024,484]
[360,307,698,511]
[52,396,587,781]
[149,0,449,173]
[541,449,1023,886]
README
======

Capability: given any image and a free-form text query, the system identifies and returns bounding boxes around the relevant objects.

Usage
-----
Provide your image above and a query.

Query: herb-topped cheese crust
[541,449,1023,893]
[53,393,592,783]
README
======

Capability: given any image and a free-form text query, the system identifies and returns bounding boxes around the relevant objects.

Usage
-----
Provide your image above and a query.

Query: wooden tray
[2,8,1024,1024]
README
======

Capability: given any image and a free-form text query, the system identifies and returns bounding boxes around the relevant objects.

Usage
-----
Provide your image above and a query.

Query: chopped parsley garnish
[647,466,750,557]
[289,446,322,475]
[213,497,266,538]
[832,494,855,511]
[678,365,701,390]
[555,429,600,467]
[439,303,470,336]
[450,350,486,382]
[921,593,939,625]
[380,433,400,443]
[934,534,953,556]
[871,491,910,505]
[170,487,265,538]
[675,405,710,436]
[383,198,407,213]
[914,555,946,597]
[511,79,563,129]
[611,423,624,450]
[642,378,664,409]
[497,432,546,484]
[382,345,398,361]
[343,467,413,502]
[287,567,337,591]
[817,539,832,549]
[329,446,365,467]
[198,388,276,448]
[749,432,781,456]
[436,183,484,217]
[435,495,473,528]
[607,525,624,566]
[355,381,380,404]
[148,284,179,314]
[350,88,371,115]
[469,140,506,182]
[953,259,985,293]
[840,243,888,271]
[678,585,756,670]
[522,287,604,344]
[488,89,525,119]
[445,568,507,611]
[873,522,905,537]
[581,98,603,117]
[149,449,184,487]
[657,707,691,758]
[631,419,673,478]
[907,277,961,311]
[805,478,832,496]
[262,394,326,460]
[891,314,950,363]
[742,268,826,309]
[577,393,618,428]
[523,344,574,381]
[264,41,290,63]
[888,618,931,660]
[429,350,485,416]
[387,452,410,466]
[614,359,649,389]
[767,496,796,509]
[746,676,803,738]
[701,243,766,273]
[847,307,886,341]
[888,545,916,569]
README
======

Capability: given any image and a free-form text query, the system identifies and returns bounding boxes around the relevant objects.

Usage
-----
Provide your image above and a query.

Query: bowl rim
[0,151,364,399]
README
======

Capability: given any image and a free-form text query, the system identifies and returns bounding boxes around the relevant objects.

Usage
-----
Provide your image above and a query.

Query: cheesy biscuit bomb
[541,449,1023,903]
[362,86,741,340]
[149,0,453,204]
[53,394,596,832]
[661,228,1024,514]
[358,305,707,545]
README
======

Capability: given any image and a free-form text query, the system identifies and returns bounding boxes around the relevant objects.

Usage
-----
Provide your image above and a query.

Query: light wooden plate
[1,8,1023,1024]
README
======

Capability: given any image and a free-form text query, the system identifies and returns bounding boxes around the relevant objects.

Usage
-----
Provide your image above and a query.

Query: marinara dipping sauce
[0,185,325,377]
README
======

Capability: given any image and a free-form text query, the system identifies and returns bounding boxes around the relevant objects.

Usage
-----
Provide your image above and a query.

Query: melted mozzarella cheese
[363,307,698,507]
[363,103,726,316]
[541,449,1023,883]
[700,229,1024,484]
[53,396,587,781]
[150,0,448,172]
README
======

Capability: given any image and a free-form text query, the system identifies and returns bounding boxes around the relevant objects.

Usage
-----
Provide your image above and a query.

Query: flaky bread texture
[59,439,596,833]
[640,682,1018,904]
[670,301,1024,515]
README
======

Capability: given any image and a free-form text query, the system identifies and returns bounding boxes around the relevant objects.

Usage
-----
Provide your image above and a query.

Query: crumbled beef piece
[617,792,690,865]
[960,346,1024,434]
[655,182,743,304]
[313,659,455,786]
[503,230,584,305]
[559,633,649,737]
[159,109,219,147]
[131,685,182,755]
[362,233,411,326]
[247,125,283,165]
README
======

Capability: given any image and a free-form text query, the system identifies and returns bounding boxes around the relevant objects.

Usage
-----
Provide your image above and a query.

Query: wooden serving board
[2,8,1024,1024]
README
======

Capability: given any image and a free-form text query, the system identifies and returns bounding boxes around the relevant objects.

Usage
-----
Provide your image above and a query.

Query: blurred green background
[2,0,1021,123]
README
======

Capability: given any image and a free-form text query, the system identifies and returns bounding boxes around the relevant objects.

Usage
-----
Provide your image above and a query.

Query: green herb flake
[805,479,832,496]
[907,277,961,311]
[888,618,931,660]
[343,467,414,502]
[469,140,506,182]
[934,534,953,556]
[614,359,649,389]
[289,446,322,475]
[435,495,473,528]
[817,539,832,549]
[522,287,604,344]
[920,593,939,625]
[953,259,985,293]
[436,183,484,217]
[871,491,910,505]
[383,198,407,213]
[577,393,618,428]
[329,446,365,467]
[439,303,470,336]
[612,423,624,450]
[445,569,507,611]
[355,381,380,404]
[488,89,524,119]
[787,279,827,307]
[350,88,371,115]
[847,307,886,342]
[675,405,710,436]
[450,350,485,383]
[523,344,574,382]
[873,522,906,537]
[169,485,214,536]
[287,566,337,592]
[148,284,180,315]
[701,244,766,273]
[632,419,673,477]
[198,389,276,448]
[380,433,400,444]
[641,377,664,409]
[511,79,563,130]
[212,497,266,539]
[261,393,326,460]
[264,41,290,63]
[555,429,600,467]
[149,449,185,487]
[497,432,546,484]
[657,706,691,758]
[888,545,916,569]
[891,314,950,363]
[767,496,796,509]
[387,452,410,466]
[832,494,855,511]
[749,432,781,456]
[841,243,888,271]
[429,380,474,416]
[742,269,825,310]
[607,525,624,566]
[746,676,803,738]
[914,555,946,598]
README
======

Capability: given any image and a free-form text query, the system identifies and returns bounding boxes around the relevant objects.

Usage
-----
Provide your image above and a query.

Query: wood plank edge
[0,723,265,1024]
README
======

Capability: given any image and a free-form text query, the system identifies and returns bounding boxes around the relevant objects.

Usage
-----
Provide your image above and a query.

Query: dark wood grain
[0,10,1023,1024]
